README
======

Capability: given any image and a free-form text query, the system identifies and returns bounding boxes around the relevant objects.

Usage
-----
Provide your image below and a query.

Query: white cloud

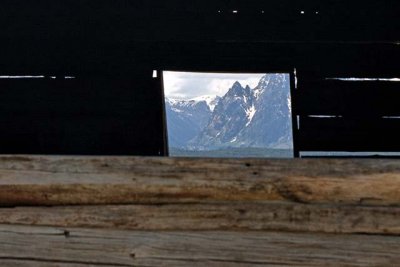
[163,71,265,100]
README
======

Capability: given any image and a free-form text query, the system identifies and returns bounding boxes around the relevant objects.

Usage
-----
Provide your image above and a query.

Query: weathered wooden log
[0,202,399,234]
[0,156,399,206]
[0,224,399,267]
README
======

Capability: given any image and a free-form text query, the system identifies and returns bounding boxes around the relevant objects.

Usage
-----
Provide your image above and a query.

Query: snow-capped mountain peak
[189,95,221,112]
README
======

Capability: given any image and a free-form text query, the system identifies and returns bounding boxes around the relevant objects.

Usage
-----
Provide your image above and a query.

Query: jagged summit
[233,81,242,87]
[226,81,248,97]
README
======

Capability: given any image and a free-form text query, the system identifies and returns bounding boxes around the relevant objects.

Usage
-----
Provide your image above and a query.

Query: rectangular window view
[163,71,294,158]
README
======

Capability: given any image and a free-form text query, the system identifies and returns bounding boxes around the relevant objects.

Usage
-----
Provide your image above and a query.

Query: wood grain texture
[0,156,399,206]
[0,156,399,266]
[0,202,399,234]
[0,224,399,267]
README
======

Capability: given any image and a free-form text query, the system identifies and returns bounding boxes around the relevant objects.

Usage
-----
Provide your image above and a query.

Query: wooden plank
[0,78,141,116]
[294,80,400,116]
[298,65,400,82]
[0,261,91,267]
[0,202,398,234]
[297,116,400,152]
[0,115,138,134]
[290,71,300,158]
[0,1,398,44]
[0,156,400,206]
[0,75,167,156]
[0,224,399,267]
[299,116,400,131]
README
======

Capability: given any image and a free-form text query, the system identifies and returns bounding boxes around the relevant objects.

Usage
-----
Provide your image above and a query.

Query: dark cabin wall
[0,0,398,155]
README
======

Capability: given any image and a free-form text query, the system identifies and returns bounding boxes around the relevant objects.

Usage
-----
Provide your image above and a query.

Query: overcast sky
[163,71,265,100]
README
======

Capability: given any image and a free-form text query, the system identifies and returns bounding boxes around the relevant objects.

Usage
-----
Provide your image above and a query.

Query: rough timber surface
[0,156,399,266]
[0,202,399,235]
[0,155,399,206]
[0,224,399,267]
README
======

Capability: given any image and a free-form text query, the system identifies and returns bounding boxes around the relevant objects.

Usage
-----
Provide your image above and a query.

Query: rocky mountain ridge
[166,74,293,150]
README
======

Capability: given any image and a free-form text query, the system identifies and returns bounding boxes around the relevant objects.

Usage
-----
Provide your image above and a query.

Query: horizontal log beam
[0,224,399,267]
[0,156,399,206]
[0,203,398,235]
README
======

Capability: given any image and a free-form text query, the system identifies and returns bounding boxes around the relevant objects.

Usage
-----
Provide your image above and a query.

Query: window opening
[163,71,294,158]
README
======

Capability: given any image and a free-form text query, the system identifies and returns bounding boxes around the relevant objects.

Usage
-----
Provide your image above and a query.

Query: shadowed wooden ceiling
[0,0,398,155]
